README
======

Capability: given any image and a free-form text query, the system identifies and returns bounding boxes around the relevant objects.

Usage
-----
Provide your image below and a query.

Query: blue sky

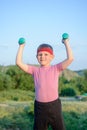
[0,0,87,70]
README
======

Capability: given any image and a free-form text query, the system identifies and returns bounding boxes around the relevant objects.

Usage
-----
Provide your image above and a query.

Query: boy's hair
[37,43,53,55]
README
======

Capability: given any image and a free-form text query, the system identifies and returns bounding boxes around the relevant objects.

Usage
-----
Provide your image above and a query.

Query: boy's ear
[51,54,55,60]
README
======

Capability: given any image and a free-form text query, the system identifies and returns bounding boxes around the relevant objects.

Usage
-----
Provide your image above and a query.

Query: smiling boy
[16,38,74,130]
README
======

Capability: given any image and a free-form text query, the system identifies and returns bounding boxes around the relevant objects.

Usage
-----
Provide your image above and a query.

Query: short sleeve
[54,62,64,72]
[27,65,37,75]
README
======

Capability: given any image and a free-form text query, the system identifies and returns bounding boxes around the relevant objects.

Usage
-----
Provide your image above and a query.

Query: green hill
[61,69,80,80]
[75,69,87,76]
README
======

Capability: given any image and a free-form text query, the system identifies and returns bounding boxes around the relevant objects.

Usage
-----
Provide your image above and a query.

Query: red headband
[37,47,53,55]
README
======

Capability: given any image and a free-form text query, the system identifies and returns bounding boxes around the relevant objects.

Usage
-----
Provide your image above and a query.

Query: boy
[16,37,74,130]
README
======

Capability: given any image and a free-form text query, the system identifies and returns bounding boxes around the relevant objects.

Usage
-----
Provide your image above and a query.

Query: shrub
[6,66,34,91]
[0,73,13,90]
[60,87,76,96]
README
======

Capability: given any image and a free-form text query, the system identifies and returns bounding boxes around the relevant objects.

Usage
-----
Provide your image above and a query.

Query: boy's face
[36,51,54,66]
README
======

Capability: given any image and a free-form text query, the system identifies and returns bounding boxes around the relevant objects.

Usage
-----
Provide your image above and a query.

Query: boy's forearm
[64,42,74,61]
[16,45,28,72]
[16,45,24,66]
[61,39,74,69]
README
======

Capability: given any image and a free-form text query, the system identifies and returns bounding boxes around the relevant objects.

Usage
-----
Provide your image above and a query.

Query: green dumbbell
[18,37,26,45]
[62,33,69,40]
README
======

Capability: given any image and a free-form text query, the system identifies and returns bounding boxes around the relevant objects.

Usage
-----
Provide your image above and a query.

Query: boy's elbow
[16,61,19,66]
[16,62,19,66]
[16,59,18,65]
[71,56,74,62]
[16,60,20,67]
[16,57,22,67]
[69,57,74,63]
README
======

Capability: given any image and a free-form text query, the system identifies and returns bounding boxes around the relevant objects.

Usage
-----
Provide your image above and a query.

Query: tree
[6,65,34,91]
[0,72,12,90]
[84,70,87,80]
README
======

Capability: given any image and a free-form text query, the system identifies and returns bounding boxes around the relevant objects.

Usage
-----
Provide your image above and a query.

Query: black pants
[33,98,66,130]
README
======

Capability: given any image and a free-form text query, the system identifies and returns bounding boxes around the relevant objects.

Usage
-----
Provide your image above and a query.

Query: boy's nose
[41,54,45,57]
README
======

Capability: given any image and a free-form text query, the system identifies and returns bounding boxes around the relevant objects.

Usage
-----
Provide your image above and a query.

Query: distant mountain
[61,69,80,80]
[61,69,87,80]
[75,69,87,76]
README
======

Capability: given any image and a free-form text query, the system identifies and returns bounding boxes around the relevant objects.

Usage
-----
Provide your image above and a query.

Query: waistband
[35,98,60,105]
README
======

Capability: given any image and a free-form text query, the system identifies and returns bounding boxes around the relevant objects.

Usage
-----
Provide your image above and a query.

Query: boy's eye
[37,53,48,56]
[45,54,48,56]
[38,54,42,56]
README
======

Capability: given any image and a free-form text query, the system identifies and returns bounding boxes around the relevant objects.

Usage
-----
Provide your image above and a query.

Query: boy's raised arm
[16,44,28,73]
[61,38,74,70]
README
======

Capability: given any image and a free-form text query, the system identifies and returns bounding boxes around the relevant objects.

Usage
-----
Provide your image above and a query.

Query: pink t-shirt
[27,63,63,102]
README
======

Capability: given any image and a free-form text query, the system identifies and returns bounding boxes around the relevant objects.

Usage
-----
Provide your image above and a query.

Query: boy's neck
[40,64,51,67]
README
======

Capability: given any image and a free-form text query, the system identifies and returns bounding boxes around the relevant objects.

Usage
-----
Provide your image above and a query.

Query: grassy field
[0,90,87,130]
